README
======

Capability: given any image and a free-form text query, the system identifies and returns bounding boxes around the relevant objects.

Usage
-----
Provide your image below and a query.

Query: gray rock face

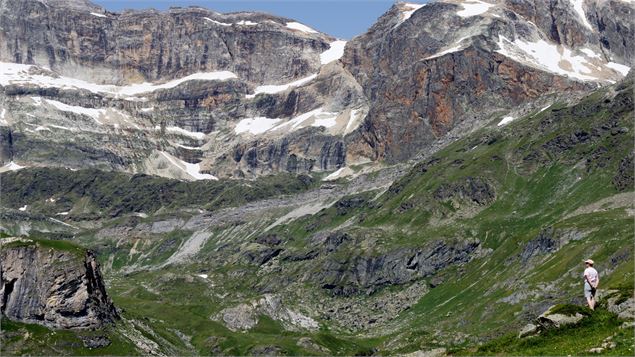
[518,323,539,338]
[315,239,480,296]
[0,238,118,329]
[537,306,585,329]
[0,0,331,84]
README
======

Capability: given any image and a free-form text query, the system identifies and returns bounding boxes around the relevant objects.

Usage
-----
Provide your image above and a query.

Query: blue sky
[93,0,428,39]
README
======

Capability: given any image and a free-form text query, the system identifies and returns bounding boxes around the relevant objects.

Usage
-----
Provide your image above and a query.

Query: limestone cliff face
[0,0,331,84]
[0,0,632,178]
[0,238,118,329]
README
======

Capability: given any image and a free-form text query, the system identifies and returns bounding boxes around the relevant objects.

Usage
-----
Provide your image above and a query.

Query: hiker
[583,259,599,310]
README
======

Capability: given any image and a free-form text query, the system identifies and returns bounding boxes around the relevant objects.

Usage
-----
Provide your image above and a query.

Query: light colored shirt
[584,267,599,287]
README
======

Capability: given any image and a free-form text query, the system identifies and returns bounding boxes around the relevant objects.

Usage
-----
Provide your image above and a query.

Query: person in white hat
[583,259,599,310]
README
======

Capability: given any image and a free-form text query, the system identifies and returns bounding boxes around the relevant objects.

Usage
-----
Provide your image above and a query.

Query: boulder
[518,323,539,338]
[600,289,635,320]
[536,305,585,329]
[219,303,258,331]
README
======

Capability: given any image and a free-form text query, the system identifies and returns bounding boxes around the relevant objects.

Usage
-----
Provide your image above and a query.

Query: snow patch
[497,116,515,126]
[496,35,625,81]
[90,12,107,18]
[425,37,469,59]
[50,124,77,132]
[580,48,601,58]
[323,167,354,181]
[0,108,7,125]
[286,22,318,34]
[236,20,258,26]
[159,152,218,181]
[247,74,317,98]
[204,17,231,26]
[19,205,27,211]
[56,212,69,216]
[115,71,237,96]
[311,112,338,128]
[606,62,630,76]
[320,41,347,65]
[395,2,426,27]
[345,109,363,135]
[141,107,154,112]
[165,126,207,140]
[569,0,592,30]
[1,161,26,172]
[0,61,237,98]
[235,117,282,135]
[44,99,105,124]
[197,274,209,279]
[457,0,494,17]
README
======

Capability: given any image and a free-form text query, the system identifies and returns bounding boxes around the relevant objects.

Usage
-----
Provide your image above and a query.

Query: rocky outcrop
[216,294,318,332]
[0,237,118,329]
[314,239,481,296]
[434,177,496,205]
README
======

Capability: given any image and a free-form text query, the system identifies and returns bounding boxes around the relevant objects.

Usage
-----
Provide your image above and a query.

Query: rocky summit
[0,0,634,356]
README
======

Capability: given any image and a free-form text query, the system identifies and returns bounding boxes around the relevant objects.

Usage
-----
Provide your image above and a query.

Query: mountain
[1,0,632,179]
[0,0,633,355]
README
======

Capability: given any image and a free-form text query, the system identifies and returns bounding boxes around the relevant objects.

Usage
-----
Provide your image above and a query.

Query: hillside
[1,70,632,355]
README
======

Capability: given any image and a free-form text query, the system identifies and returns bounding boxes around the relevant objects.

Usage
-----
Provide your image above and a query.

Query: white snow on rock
[44,99,105,124]
[580,48,601,58]
[456,0,494,17]
[141,107,154,112]
[236,20,258,26]
[165,126,207,140]
[90,12,107,18]
[322,167,354,181]
[569,0,593,30]
[311,112,338,128]
[204,17,231,26]
[50,124,78,132]
[497,116,515,126]
[0,161,25,172]
[56,212,70,216]
[606,62,631,76]
[235,107,345,136]
[197,274,209,279]
[496,35,629,81]
[115,71,238,96]
[235,117,282,135]
[345,109,363,135]
[320,41,347,65]
[425,37,469,59]
[246,74,317,98]
[286,21,318,33]
[18,205,27,211]
[159,151,218,181]
[0,108,7,125]
[394,2,426,28]
[0,61,237,98]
